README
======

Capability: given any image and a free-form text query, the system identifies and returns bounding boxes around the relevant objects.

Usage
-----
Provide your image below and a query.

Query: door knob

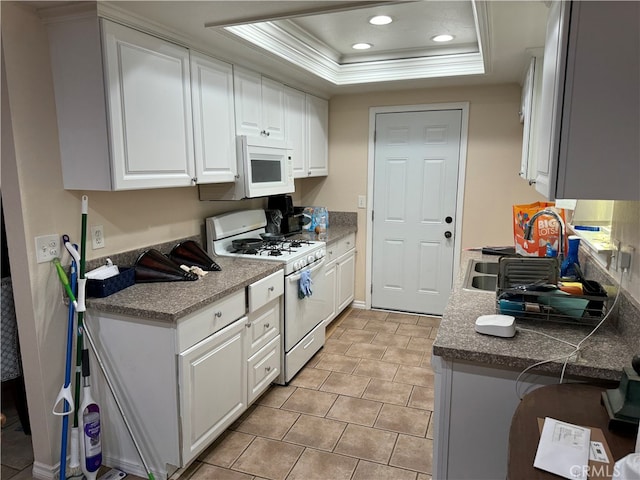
[445,216,453,224]
[444,231,452,239]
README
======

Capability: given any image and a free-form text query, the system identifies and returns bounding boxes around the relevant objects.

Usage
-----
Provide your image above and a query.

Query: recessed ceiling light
[431,34,454,43]
[352,43,373,50]
[369,15,393,25]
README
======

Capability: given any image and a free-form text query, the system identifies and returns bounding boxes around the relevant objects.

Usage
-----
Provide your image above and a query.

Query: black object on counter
[169,240,221,271]
[135,249,198,282]
[481,246,517,256]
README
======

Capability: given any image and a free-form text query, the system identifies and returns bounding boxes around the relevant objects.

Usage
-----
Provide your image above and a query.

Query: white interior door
[371,110,462,315]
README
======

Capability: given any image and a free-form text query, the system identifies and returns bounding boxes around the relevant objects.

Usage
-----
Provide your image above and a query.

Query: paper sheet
[534,417,591,480]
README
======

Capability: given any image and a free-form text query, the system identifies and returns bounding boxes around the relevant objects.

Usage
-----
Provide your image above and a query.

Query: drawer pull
[303,336,315,349]
[264,323,270,329]
[265,366,272,372]
[268,286,275,292]
[214,311,222,318]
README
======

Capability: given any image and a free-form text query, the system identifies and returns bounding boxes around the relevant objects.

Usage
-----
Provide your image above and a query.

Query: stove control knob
[294,260,303,271]
[315,249,325,259]
[307,255,316,264]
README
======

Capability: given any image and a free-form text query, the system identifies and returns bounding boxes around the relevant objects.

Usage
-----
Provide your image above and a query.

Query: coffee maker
[267,195,303,234]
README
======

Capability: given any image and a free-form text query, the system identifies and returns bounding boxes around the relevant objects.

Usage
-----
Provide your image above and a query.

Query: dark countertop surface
[86,257,282,323]
[294,224,357,245]
[433,250,632,381]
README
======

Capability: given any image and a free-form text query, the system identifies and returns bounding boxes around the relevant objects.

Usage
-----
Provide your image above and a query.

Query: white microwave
[199,136,294,200]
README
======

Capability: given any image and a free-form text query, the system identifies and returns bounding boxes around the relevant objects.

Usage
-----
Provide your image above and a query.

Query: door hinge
[370,284,373,294]
[371,210,374,221]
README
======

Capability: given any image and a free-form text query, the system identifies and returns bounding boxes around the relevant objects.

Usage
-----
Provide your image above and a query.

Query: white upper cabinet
[535,1,639,200]
[234,67,285,141]
[284,86,307,178]
[190,52,237,184]
[47,17,196,190]
[519,54,543,183]
[306,94,329,177]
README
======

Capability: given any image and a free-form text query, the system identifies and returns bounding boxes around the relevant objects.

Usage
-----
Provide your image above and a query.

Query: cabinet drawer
[284,321,324,383]
[247,335,281,404]
[247,299,280,358]
[176,290,245,352]
[326,233,355,263]
[248,270,284,312]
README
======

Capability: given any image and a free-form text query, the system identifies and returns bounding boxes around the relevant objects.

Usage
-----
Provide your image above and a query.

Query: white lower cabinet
[321,233,356,326]
[179,317,247,465]
[88,273,283,479]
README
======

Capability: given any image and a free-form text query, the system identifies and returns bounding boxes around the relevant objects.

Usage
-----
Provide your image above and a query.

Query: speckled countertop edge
[433,250,635,381]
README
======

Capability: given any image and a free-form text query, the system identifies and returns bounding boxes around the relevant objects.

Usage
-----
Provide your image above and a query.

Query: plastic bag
[513,202,567,257]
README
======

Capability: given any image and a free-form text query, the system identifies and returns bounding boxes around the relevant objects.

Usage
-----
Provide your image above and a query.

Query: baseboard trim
[351,300,366,310]
[32,461,57,480]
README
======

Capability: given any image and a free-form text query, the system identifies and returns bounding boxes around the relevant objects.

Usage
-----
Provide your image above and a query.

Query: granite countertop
[294,224,357,244]
[86,257,282,323]
[433,250,633,381]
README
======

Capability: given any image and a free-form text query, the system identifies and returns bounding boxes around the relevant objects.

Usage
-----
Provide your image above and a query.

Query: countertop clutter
[433,250,635,381]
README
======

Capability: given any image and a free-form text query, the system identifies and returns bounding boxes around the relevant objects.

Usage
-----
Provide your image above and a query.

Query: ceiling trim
[222,0,490,85]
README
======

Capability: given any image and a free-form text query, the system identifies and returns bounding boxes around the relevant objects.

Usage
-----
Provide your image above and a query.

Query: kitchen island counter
[433,250,633,381]
[86,256,282,323]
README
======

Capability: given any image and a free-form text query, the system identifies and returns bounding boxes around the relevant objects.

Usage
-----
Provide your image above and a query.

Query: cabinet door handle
[265,366,272,372]
[245,321,251,328]
[268,286,274,292]
[264,323,270,329]
[214,311,223,318]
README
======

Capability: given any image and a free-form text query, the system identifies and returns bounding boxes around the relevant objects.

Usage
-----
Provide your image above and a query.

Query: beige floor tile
[429,327,439,339]
[390,434,433,474]
[1,466,19,480]
[407,337,434,352]
[283,415,347,451]
[394,365,435,388]
[374,403,431,437]
[408,386,435,411]
[305,351,324,368]
[362,319,399,333]
[338,328,377,344]
[344,342,387,360]
[286,448,358,480]
[323,338,353,354]
[338,315,369,330]
[234,406,299,440]
[199,431,255,468]
[328,326,346,339]
[319,371,371,397]
[396,324,433,338]
[281,387,338,416]
[314,353,360,374]
[256,385,296,408]
[416,316,441,328]
[334,424,398,464]
[382,346,425,366]
[362,379,413,406]
[189,463,254,480]
[417,474,433,480]
[354,358,398,381]
[0,421,33,470]
[371,332,411,348]
[386,312,419,325]
[421,354,433,368]
[356,309,389,321]
[352,460,418,480]
[326,395,383,427]
[289,367,330,390]
[231,437,303,480]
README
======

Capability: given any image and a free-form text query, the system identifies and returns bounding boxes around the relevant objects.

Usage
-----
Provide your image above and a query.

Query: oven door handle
[288,258,325,282]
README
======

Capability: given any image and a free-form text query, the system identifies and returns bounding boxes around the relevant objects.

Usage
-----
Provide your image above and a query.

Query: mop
[51,253,78,480]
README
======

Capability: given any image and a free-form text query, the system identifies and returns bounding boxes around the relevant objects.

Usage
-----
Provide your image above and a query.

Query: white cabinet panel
[336,250,356,313]
[535,1,639,200]
[247,336,281,404]
[322,234,356,326]
[284,86,306,177]
[246,300,280,358]
[247,270,284,312]
[190,52,237,183]
[101,20,194,189]
[234,67,285,141]
[306,94,329,177]
[179,317,247,465]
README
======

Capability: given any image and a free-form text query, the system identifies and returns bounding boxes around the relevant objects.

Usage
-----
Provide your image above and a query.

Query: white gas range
[205,209,331,383]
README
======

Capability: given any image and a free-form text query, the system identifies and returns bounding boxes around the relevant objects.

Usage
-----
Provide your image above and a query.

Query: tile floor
[1,307,439,480]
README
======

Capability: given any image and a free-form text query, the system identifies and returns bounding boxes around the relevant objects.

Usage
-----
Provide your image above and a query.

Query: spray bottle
[79,349,102,479]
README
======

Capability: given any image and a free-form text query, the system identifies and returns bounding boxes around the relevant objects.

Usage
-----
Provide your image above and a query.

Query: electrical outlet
[358,195,366,209]
[620,246,634,271]
[35,234,60,263]
[91,225,105,250]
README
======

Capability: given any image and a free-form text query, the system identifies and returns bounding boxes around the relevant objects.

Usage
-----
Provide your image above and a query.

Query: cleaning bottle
[560,235,581,278]
[79,349,102,480]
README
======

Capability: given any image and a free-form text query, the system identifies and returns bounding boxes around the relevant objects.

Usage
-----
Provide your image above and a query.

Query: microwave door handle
[288,258,325,282]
